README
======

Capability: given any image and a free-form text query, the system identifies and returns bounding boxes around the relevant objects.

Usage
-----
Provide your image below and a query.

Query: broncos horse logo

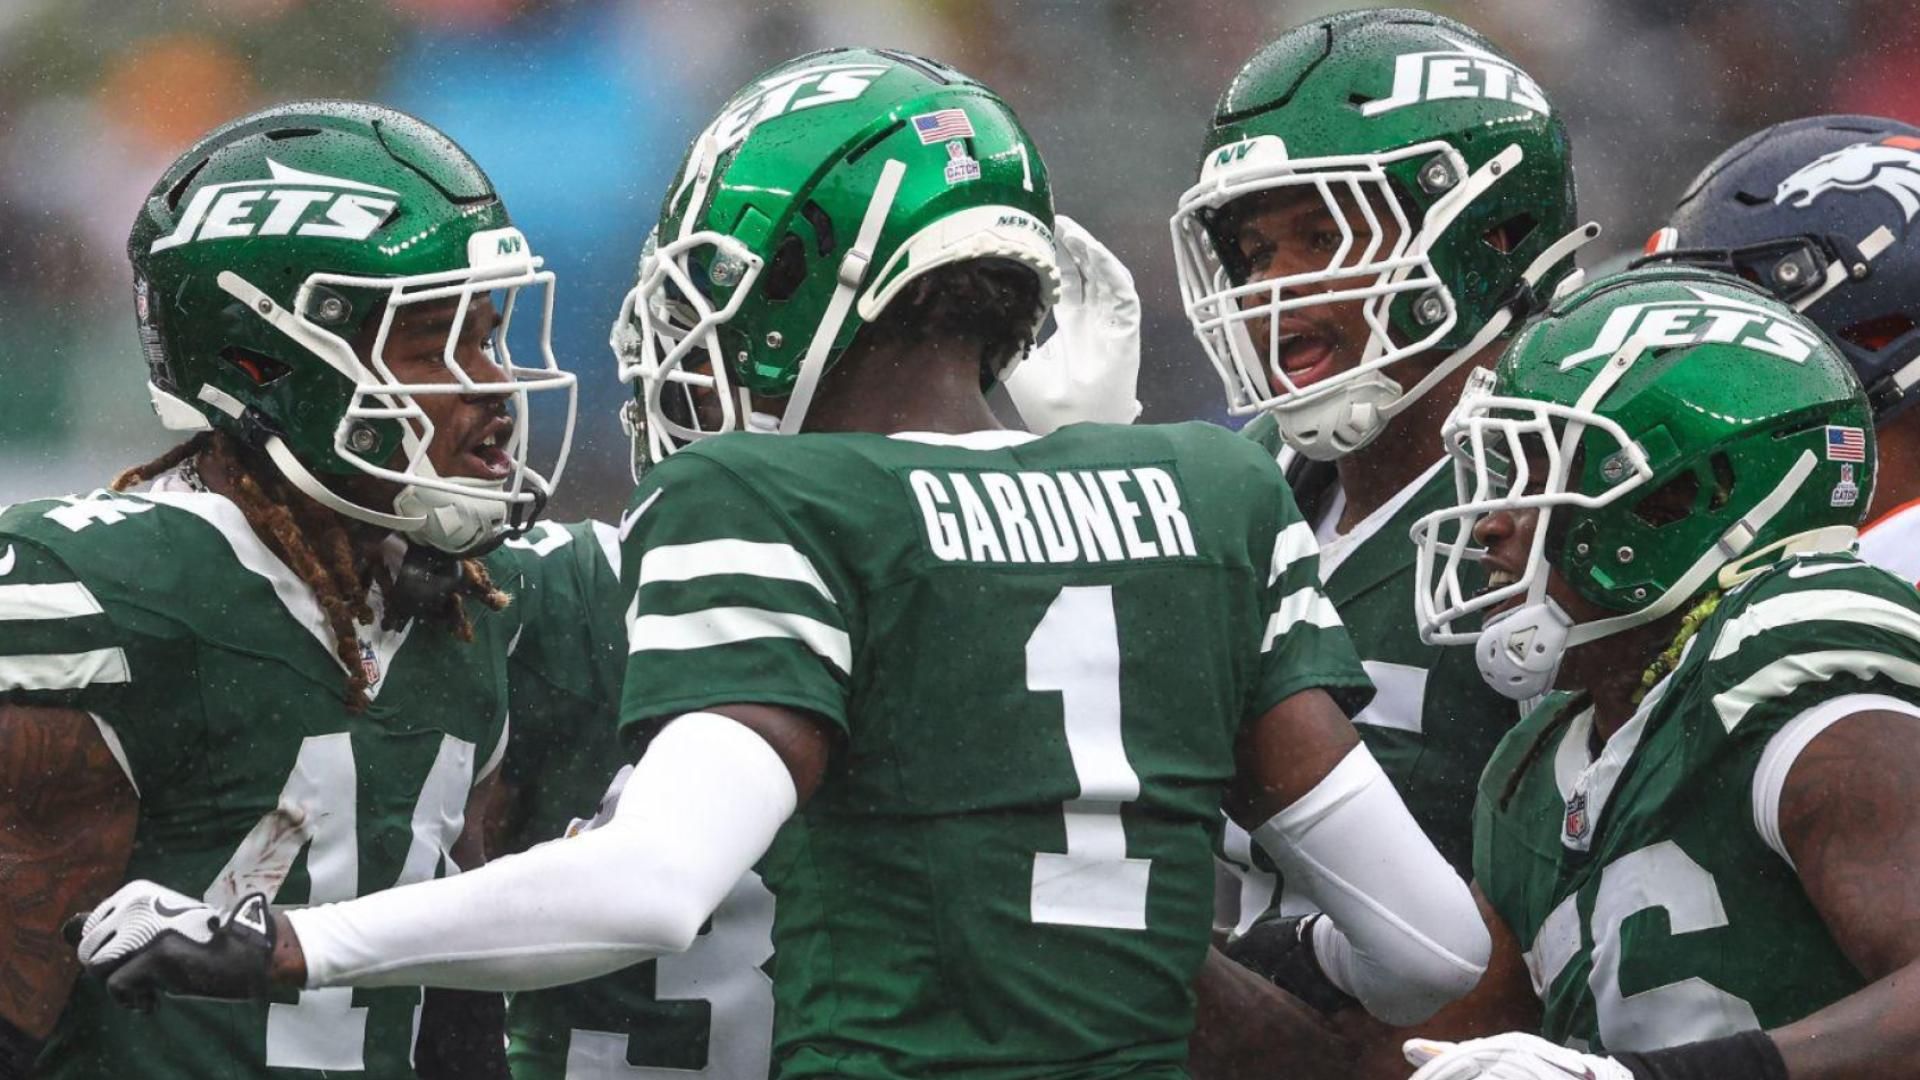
[1776,135,1920,221]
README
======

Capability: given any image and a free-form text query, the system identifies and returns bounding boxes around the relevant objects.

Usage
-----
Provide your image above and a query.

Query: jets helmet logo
[1775,136,1920,222]
[150,158,400,253]
[1360,37,1549,118]
[1557,285,1822,370]
[711,62,889,152]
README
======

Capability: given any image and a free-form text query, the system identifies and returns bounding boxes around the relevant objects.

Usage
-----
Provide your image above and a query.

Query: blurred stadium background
[0,0,1901,521]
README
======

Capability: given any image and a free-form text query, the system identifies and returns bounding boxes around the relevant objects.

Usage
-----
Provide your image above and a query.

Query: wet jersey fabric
[1244,411,1518,875]
[615,422,1371,1079]
[0,480,511,1078]
[1473,553,1920,1052]
[498,520,776,1080]
[1857,499,1920,586]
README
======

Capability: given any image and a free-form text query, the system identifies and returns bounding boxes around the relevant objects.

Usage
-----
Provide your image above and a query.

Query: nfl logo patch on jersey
[1563,791,1589,844]
[359,642,382,686]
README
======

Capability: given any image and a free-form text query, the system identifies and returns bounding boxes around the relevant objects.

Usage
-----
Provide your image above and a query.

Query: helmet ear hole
[801,201,836,258]
[1709,453,1736,511]
[1631,470,1700,529]
[219,347,291,387]
[1483,213,1539,255]
[763,233,808,303]
[1838,313,1917,353]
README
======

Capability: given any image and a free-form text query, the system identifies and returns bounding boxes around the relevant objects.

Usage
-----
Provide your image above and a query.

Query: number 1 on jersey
[1026,585,1151,930]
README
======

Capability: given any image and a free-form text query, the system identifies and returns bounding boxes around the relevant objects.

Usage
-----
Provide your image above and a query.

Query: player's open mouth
[458,420,514,480]
[1273,328,1340,391]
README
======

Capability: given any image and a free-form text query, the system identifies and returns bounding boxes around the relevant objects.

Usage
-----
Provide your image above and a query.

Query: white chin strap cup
[1273,369,1403,461]
[393,480,510,555]
[1475,599,1574,701]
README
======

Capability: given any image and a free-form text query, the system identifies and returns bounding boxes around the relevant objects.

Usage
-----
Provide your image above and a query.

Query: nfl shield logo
[359,642,381,686]
[1564,791,1589,841]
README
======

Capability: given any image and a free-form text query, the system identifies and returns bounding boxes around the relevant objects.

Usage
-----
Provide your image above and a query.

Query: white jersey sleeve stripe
[1751,693,1920,869]
[0,647,130,691]
[1260,587,1342,653]
[1267,521,1318,587]
[638,540,834,602]
[0,582,106,621]
[1714,650,1920,732]
[629,607,852,674]
[1709,589,1920,663]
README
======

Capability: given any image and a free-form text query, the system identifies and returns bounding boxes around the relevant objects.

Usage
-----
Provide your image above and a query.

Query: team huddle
[8,7,1920,1080]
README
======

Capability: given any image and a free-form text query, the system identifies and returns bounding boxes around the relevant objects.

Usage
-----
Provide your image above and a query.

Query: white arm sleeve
[1249,745,1489,1025]
[285,712,795,991]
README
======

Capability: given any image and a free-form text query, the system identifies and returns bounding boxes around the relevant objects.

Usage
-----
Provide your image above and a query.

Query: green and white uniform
[1474,553,1920,1052]
[1220,415,1515,920]
[2,476,512,1078]
[617,422,1370,1079]
[498,520,775,1080]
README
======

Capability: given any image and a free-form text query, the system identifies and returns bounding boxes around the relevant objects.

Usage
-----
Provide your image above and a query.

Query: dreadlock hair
[113,431,509,712]
[1631,589,1723,706]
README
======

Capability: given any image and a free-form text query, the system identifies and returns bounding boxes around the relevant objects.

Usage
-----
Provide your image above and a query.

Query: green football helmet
[1410,266,1873,699]
[1171,8,1593,459]
[611,47,1059,468]
[129,100,576,553]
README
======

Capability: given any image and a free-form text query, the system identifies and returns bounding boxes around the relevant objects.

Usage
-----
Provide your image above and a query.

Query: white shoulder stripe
[1714,649,1920,731]
[629,606,851,673]
[0,582,105,621]
[0,648,130,691]
[1710,588,1920,662]
[1750,693,1920,870]
[638,540,833,602]
[1268,521,1318,587]
[1260,587,1342,653]
[588,520,622,580]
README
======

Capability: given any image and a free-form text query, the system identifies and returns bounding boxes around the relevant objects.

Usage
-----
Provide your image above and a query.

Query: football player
[72,49,1491,1078]
[488,516,781,1080]
[1642,115,1920,584]
[496,219,1142,1080]
[0,101,575,1076]
[1388,265,1920,1079]
[1167,2,1594,1025]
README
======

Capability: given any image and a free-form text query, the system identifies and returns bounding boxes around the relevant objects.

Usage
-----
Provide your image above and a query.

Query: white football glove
[1405,1034,1634,1080]
[1002,213,1143,433]
[70,880,276,1011]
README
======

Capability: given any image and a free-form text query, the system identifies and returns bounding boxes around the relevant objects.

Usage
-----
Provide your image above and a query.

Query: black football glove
[1222,912,1360,1017]
[68,882,276,1012]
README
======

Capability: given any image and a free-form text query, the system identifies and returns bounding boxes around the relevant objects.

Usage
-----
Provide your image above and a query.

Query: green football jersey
[1473,553,1920,1052]
[0,482,512,1078]
[1242,411,1519,874]
[498,520,776,1080]
[616,422,1371,1080]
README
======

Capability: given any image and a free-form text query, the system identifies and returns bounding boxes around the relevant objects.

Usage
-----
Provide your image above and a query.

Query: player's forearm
[282,712,795,991]
[1770,963,1920,1078]
[1248,746,1489,1025]
[0,704,138,1039]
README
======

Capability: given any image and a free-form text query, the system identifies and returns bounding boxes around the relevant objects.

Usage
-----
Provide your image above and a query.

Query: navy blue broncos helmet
[1641,115,1920,419]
